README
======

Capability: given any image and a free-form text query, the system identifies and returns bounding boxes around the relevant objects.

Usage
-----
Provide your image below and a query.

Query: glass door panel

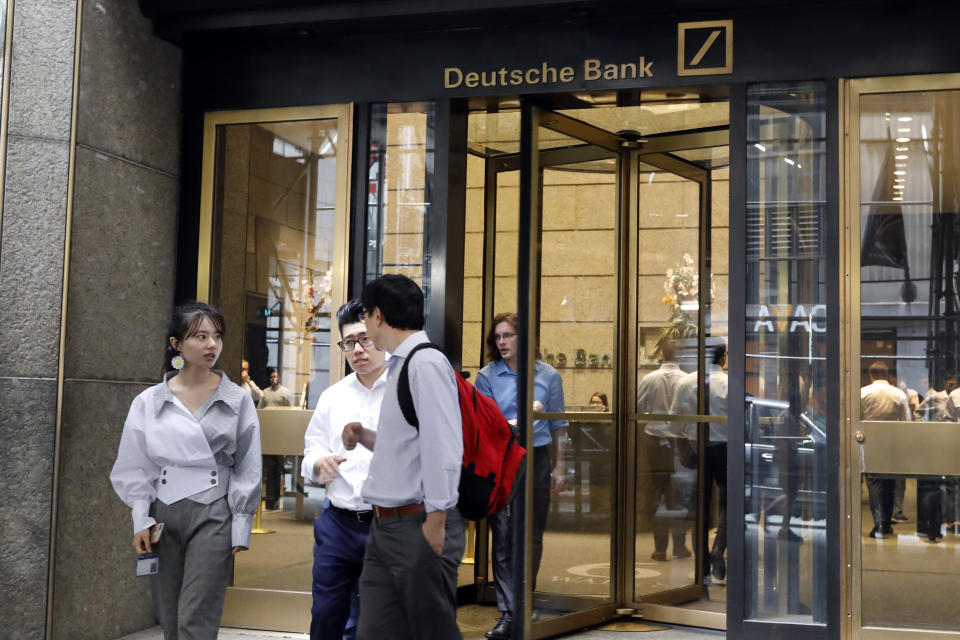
[632,161,702,603]
[532,120,620,626]
[850,78,960,637]
[200,105,353,632]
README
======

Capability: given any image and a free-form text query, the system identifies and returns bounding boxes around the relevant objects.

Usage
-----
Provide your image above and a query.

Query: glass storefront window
[745,82,828,623]
[365,102,436,321]
[856,86,960,632]
[211,118,343,408]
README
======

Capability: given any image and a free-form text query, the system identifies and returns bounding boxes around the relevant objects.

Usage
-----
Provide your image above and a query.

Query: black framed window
[743,81,829,625]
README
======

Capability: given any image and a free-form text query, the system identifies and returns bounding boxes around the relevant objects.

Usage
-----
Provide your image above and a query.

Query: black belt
[327,503,374,524]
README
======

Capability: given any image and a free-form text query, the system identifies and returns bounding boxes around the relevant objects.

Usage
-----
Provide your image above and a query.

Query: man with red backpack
[342,274,465,640]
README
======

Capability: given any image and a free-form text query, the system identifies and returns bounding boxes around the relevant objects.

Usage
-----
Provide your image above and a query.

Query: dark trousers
[703,443,728,558]
[944,478,960,525]
[916,478,944,540]
[357,509,465,640]
[263,455,284,508]
[311,505,370,640]
[489,445,551,614]
[866,474,894,531]
[645,436,688,553]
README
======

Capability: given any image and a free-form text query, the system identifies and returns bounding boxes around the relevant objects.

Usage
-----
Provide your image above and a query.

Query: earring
[171,353,185,370]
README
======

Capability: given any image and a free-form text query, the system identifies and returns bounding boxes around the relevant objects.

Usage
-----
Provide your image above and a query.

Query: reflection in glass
[745,82,828,622]
[365,102,436,312]
[859,90,960,414]
[633,130,729,609]
[858,88,960,632]
[634,164,702,600]
[212,117,343,592]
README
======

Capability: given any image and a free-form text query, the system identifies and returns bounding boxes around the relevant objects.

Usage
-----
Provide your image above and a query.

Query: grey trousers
[357,509,465,640]
[149,496,233,640]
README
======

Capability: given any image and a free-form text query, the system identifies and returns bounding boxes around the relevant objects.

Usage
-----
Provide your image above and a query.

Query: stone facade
[0,0,181,638]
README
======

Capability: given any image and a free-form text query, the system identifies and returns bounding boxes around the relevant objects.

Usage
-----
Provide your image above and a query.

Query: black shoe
[892,513,909,523]
[868,526,892,539]
[486,613,513,640]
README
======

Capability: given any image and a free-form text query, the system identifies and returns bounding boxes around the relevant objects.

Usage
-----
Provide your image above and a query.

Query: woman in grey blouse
[111,301,262,639]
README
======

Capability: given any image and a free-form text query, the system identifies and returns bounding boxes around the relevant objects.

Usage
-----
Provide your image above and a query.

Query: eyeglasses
[338,335,374,352]
[494,332,517,342]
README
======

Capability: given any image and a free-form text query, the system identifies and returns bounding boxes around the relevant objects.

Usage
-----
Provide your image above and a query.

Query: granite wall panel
[0,378,57,640]
[7,0,77,140]
[63,147,178,382]
[77,0,181,174]
[51,379,154,640]
[0,136,70,379]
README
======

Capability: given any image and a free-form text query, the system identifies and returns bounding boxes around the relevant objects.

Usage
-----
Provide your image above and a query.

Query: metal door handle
[855,431,865,443]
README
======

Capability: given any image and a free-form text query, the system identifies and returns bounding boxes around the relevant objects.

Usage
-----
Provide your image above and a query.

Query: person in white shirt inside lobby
[301,299,388,640]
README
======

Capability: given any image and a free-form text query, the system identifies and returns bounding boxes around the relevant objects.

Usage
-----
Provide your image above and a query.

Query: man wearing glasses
[343,274,464,639]
[301,298,388,640]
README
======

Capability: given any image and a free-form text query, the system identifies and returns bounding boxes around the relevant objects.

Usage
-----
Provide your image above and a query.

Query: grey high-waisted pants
[149,496,233,640]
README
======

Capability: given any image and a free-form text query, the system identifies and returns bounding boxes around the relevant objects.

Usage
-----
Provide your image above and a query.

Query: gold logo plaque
[677,20,733,76]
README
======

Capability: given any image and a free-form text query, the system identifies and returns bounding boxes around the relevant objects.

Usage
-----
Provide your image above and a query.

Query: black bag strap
[397,342,444,430]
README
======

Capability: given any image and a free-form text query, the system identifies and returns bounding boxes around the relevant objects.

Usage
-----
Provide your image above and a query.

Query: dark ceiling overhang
[138,0,844,45]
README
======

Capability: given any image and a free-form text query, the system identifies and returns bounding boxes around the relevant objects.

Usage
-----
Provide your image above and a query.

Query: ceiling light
[893,184,905,189]
[893,196,903,201]
[896,146,909,151]
[784,158,796,166]
[896,137,911,143]
[896,163,906,167]
[895,178,905,183]
[754,143,767,152]
[895,155,908,160]
[897,128,911,133]
[894,170,906,175]
[898,116,913,122]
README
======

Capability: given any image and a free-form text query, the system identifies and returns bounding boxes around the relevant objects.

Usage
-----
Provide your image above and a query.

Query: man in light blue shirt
[474,312,567,640]
[342,274,464,640]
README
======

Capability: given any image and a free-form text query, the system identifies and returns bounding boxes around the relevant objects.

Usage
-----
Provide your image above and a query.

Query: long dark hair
[163,301,226,374]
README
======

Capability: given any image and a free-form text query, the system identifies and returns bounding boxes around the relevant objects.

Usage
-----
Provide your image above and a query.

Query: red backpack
[397,343,527,521]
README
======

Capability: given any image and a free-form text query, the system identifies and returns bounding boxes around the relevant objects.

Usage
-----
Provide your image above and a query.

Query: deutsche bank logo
[677,20,733,76]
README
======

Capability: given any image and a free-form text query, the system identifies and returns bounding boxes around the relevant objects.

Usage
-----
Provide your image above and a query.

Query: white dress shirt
[301,369,388,511]
[361,331,462,513]
[861,379,910,421]
[636,361,687,439]
[110,371,262,548]
[671,364,729,443]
